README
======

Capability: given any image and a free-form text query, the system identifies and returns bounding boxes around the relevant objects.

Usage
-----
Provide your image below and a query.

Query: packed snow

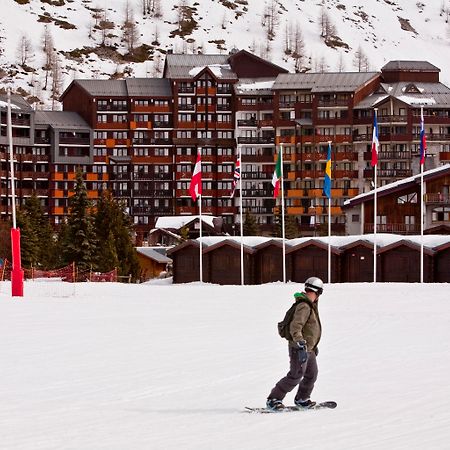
[1,280,449,450]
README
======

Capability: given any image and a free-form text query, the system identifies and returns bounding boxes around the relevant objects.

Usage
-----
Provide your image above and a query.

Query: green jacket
[288,292,322,351]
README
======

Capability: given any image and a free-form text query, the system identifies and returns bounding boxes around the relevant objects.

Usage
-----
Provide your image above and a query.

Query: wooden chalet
[343,164,450,235]
[433,242,450,282]
[136,247,172,281]
[340,240,377,283]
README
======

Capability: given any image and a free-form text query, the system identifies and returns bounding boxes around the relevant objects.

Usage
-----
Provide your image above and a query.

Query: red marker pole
[7,88,24,297]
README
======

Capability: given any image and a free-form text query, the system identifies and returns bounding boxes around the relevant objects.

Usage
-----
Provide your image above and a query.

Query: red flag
[189,148,202,201]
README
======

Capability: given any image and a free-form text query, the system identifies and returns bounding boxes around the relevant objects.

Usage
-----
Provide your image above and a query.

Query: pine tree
[16,194,56,268]
[243,211,260,236]
[285,215,299,239]
[94,190,139,280]
[63,169,97,271]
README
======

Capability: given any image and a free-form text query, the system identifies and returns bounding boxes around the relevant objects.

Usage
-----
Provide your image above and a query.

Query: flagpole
[420,106,424,283]
[327,140,332,284]
[280,143,286,283]
[373,108,378,283]
[239,144,244,286]
[7,88,24,297]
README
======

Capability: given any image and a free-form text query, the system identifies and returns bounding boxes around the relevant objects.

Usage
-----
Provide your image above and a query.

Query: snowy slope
[1,0,450,108]
[1,280,450,449]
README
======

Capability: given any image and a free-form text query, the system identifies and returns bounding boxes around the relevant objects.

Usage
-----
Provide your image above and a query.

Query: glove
[296,340,308,364]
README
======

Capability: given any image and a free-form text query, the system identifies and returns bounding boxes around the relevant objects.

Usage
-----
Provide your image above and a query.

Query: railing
[216,104,231,111]
[178,86,195,93]
[425,193,450,204]
[364,223,420,234]
[237,119,258,127]
[237,136,275,144]
[377,115,408,123]
[177,104,195,111]
[59,137,90,145]
[241,189,273,197]
[317,99,348,107]
[241,172,272,180]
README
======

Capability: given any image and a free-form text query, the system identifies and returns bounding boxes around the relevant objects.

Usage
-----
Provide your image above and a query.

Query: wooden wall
[170,240,449,284]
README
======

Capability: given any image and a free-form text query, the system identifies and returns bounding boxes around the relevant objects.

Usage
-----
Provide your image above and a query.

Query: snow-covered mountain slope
[1,0,450,108]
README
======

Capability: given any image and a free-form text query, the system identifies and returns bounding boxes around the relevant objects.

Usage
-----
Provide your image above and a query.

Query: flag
[230,156,241,198]
[420,109,427,165]
[371,112,379,167]
[189,148,202,201]
[272,150,282,198]
[323,142,332,199]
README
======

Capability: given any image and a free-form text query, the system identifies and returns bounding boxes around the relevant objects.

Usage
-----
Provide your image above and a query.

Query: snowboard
[244,401,337,413]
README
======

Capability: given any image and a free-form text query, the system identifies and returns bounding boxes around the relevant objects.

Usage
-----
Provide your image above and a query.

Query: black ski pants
[268,346,318,402]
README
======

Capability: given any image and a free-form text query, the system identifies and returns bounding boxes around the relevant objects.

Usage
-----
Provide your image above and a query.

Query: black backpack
[277,299,312,341]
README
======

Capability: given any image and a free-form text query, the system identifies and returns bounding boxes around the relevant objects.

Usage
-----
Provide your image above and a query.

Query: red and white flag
[189,148,202,201]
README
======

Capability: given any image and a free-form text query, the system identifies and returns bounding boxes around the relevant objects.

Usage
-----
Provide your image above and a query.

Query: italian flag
[272,150,282,198]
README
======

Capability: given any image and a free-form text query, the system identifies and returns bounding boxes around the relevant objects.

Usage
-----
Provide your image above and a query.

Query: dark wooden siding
[290,246,340,283]
[434,248,450,282]
[380,245,433,282]
[342,245,376,282]
[255,246,284,283]
[207,246,254,285]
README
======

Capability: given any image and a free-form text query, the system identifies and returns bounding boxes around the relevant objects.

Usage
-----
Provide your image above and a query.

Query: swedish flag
[323,142,332,199]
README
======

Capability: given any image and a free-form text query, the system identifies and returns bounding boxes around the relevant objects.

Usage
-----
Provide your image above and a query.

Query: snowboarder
[266,277,324,411]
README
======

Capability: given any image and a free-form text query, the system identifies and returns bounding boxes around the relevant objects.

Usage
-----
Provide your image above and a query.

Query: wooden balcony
[335,151,358,161]
[364,223,420,234]
[301,152,327,161]
[334,170,358,179]
[425,193,450,204]
[440,152,450,161]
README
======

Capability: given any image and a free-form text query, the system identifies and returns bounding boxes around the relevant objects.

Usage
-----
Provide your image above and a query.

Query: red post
[11,228,24,297]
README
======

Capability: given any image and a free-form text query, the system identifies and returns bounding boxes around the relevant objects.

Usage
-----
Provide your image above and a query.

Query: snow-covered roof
[234,78,276,95]
[196,234,450,250]
[136,247,172,264]
[155,215,217,230]
[344,164,450,206]
[188,64,232,78]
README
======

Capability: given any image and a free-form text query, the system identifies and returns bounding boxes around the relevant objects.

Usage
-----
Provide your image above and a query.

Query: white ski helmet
[304,277,324,295]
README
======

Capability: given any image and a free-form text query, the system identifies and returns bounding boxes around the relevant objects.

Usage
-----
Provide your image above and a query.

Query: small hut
[433,242,450,282]
[378,240,434,282]
[340,240,377,282]
[287,240,342,283]
[254,239,292,284]
[167,240,208,283]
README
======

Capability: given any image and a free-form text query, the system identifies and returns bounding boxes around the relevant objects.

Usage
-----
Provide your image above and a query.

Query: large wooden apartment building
[1,50,450,240]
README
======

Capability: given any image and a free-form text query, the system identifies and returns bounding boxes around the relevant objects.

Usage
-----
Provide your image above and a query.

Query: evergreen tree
[63,169,97,271]
[16,194,56,268]
[285,215,300,239]
[273,207,282,237]
[243,211,260,236]
[94,190,139,280]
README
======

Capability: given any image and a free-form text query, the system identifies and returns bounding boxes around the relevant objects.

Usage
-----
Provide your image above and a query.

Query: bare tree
[17,34,33,66]
[262,0,279,41]
[337,51,345,72]
[292,23,305,72]
[353,45,370,72]
[99,9,115,46]
[42,26,54,90]
[51,51,63,110]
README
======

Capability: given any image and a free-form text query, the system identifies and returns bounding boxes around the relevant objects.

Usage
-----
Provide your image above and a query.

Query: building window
[352,214,360,223]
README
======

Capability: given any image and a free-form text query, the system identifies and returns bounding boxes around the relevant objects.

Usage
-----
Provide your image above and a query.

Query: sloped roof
[71,79,128,96]
[234,78,276,95]
[136,247,172,264]
[125,78,172,97]
[164,54,237,80]
[34,110,90,129]
[272,72,379,92]
[343,164,450,207]
[381,61,440,72]
[356,81,450,109]
[0,94,33,111]
[64,79,172,98]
